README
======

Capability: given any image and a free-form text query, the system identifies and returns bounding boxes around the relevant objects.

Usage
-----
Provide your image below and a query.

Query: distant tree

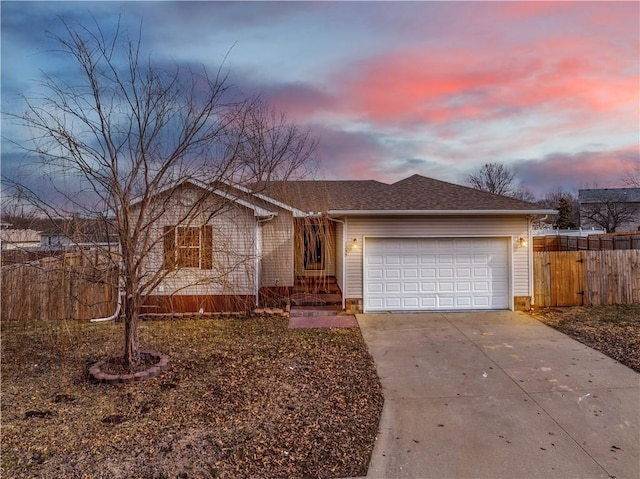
[622,163,640,187]
[466,162,536,202]
[4,18,315,368]
[467,163,516,196]
[556,198,575,228]
[510,186,536,203]
[580,191,638,233]
[538,188,579,228]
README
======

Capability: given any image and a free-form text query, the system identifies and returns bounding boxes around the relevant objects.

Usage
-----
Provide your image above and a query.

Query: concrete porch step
[290,292,342,307]
[294,276,341,295]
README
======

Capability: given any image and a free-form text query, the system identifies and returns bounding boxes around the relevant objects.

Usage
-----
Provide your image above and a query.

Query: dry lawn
[1,317,383,478]
[530,304,640,373]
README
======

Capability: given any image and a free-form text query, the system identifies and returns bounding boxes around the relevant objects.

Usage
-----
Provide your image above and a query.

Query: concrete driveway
[357,312,640,479]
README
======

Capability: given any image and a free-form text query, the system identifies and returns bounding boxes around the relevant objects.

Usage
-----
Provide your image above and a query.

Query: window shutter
[163,226,176,270]
[201,225,213,269]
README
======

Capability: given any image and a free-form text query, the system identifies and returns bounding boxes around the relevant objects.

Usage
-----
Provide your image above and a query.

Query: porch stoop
[291,276,342,307]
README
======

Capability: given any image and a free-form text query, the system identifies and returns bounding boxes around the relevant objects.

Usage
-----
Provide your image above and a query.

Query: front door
[303,224,325,270]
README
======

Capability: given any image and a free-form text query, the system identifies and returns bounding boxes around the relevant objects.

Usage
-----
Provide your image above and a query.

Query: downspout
[528,215,534,307]
[327,216,346,310]
[91,290,123,323]
[255,215,276,307]
[91,242,123,323]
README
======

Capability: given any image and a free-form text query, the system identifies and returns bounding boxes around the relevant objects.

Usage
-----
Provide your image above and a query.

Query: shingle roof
[578,188,640,203]
[261,174,543,213]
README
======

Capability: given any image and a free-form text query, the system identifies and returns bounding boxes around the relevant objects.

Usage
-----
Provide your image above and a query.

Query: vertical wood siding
[345,215,530,299]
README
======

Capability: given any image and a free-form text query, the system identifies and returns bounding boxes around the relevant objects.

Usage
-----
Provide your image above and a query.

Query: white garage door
[364,237,510,312]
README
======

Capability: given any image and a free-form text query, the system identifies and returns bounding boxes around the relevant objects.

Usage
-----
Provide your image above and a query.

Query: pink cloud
[333,35,637,129]
[513,146,640,196]
[321,3,638,131]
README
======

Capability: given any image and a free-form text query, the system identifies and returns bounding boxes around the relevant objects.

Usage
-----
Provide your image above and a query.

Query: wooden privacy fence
[1,252,118,321]
[534,234,640,252]
[534,250,640,307]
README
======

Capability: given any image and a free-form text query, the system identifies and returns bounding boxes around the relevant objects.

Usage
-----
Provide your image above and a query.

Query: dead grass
[1,317,383,478]
[530,304,640,373]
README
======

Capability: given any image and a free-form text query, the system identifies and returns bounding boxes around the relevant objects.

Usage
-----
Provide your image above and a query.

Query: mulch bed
[530,304,640,373]
[1,317,383,478]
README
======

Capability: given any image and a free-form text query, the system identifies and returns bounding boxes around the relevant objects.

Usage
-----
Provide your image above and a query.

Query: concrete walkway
[357,312,640,479]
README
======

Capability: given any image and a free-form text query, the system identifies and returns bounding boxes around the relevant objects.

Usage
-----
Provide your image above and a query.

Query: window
[163,225,213,269]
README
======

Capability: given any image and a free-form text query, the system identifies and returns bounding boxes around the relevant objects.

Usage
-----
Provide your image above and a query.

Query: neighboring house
[0,229,41,250]
[39,229,74,248]
[579,188,640,233]
[141,174,554,314]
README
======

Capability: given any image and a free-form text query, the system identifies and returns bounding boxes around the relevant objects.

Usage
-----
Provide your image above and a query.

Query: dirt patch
[1,317,383,478]
[530,304,640,373]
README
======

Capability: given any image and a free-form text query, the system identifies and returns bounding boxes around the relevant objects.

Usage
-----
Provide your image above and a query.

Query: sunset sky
[2,1,639,198]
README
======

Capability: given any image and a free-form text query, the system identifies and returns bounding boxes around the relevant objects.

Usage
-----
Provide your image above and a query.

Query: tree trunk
[123,295,140,367]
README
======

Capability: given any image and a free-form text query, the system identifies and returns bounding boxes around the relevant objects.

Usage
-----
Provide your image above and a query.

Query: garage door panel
[421,281,436,292]
[403,268,419,279]
[386,255,401,265]
[420,255,436,265]
[403,297,419,308]
[386,297,402,308]
[420,267,436,278]
[456,296,473,307]
[385,268,401,279]
[456,267,472,278]
[439,296,455,308]
[385,282,401,293]
[439,268,454,278]
[439,255,454,265]
[365,237,510,312]
[403,282,419,293]
[438,281,455,292]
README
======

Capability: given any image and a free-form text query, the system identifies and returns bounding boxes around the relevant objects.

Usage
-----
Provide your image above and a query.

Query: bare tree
[622,162,640,187]
[467,163,518,197]
[538,187,579,228]
[3,18,315,367]
[580,190,638,233]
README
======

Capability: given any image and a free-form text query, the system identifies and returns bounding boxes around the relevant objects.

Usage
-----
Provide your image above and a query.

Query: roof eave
[327,209,558,216]
[130,179,277,217]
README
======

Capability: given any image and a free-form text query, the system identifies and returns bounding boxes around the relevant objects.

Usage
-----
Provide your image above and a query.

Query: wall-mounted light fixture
[352,238,359,248]
[518,237,528,248]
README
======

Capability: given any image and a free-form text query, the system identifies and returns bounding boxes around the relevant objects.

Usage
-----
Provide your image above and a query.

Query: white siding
[345,215,531,301]
[143,186,257,297]
[259,210,294,288]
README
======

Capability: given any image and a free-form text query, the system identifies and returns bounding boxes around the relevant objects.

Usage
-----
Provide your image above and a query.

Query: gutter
[328,209,558,216]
